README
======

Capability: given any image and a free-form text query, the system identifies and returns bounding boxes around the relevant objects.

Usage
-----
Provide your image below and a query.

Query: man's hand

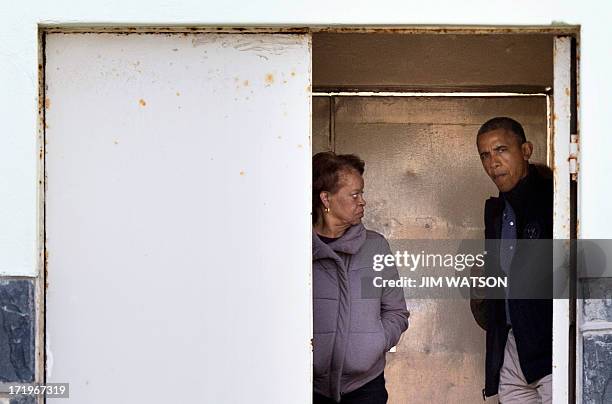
[470,264,488,331]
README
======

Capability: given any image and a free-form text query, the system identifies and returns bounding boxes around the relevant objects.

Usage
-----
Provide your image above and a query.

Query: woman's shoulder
[364,229,390,248]
[364,228,385,240]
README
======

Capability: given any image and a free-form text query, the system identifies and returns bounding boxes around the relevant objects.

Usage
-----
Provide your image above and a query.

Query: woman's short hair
[312,152,365,224]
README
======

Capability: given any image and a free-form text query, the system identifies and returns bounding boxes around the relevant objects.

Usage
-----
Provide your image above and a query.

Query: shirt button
[509,246,514,250]
[510,221,514,226]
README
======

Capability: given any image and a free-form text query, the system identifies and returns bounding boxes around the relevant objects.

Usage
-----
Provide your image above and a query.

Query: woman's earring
[324,207,330,213]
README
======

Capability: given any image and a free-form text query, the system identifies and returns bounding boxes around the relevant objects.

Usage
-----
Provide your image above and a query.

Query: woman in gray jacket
[312,152,409,404]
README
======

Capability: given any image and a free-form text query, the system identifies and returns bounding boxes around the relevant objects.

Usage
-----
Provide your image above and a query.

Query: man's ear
[320,191,330,209]
[521,141,533,161]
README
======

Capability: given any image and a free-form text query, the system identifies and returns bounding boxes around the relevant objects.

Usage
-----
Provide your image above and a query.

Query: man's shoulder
[531,164,554,198]
[484,196,503,216]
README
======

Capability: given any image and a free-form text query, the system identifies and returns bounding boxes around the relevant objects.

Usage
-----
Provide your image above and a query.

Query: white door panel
[45,32,312,404]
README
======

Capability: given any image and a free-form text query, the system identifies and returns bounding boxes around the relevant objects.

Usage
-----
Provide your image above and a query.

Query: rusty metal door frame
[312,28,579,404]
[37,25,579,404]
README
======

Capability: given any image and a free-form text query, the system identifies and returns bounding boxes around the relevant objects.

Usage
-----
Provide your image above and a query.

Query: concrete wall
[581,278,612,403]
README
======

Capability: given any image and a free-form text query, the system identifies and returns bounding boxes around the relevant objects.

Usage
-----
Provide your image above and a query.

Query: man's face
[477,128,533,192]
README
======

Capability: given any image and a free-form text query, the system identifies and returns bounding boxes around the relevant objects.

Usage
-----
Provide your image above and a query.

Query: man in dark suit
[472,117,553,403]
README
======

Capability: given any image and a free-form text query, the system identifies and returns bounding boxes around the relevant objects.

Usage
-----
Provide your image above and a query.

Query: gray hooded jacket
[313,224,409,402]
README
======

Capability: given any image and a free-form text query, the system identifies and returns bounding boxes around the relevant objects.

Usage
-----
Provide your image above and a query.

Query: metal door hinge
[569,134,579,180]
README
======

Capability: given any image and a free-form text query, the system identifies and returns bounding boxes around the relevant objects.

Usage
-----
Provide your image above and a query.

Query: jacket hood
[313,223,367,260]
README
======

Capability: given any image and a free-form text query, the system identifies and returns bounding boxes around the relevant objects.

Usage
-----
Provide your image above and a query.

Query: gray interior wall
[312,95,548,403]
[313,33,553,91]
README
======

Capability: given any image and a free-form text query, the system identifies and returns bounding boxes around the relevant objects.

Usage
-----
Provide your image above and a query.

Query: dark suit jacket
[473,164,553,398]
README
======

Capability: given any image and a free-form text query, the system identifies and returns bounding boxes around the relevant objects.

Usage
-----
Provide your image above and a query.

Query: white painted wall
[1,0,611,275]
[0,1,611,403]
[44,32,312,403]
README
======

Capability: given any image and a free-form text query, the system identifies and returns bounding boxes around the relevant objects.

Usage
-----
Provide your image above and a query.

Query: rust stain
[290,70,296,77]
[176,91,180,96]
[265,73,274,86]
[44,250,49,292]
[139,99,147,107]
[239,170,246,176]
[297,144,303,149]
[305,84,312,93]
[312,26,578,35]
[243,80,249,87]
[44,98,51,109]
[44,26,309,35]
[565,88,570,96]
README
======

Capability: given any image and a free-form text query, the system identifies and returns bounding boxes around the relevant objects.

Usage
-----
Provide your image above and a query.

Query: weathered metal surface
[313,33,554,90]
[312,97,331,153]
[45,32,312,403]
[42,26,309,34]
[311,26,580,35]
[333,96,547,240]
[0,280,35,383]
[552,36,572,404]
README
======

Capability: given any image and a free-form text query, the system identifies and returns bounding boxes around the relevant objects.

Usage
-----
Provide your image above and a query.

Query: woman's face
[323,169,366,226]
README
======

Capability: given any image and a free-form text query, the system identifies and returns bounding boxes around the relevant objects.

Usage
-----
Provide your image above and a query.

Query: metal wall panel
[334,96,547,238]
[45,33,312,404]
[312,97,331,154]
[313,33,554,90]
[325,95,548,403]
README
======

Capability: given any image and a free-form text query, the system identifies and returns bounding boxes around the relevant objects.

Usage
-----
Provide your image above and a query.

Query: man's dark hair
[312,152,365,224]
[477,117,527,144]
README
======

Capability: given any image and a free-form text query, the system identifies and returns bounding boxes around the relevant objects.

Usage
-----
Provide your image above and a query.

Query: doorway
[41,27,577,404]
[311,31,566,403]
